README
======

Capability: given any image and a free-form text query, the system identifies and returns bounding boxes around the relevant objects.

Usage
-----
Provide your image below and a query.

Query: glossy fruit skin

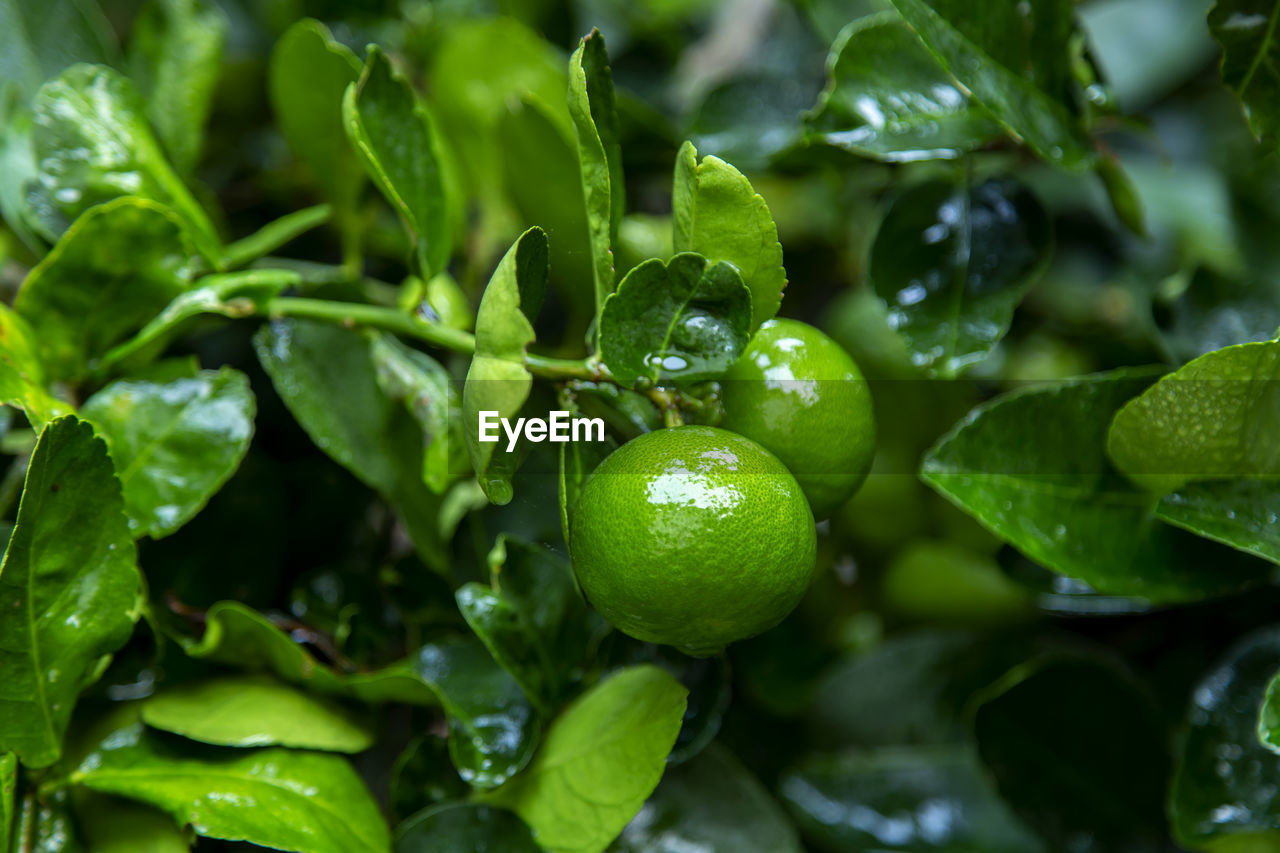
[721,318,876,520]
[570,426,816,656]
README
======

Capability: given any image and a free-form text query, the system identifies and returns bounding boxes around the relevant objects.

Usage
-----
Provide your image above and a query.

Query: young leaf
[14,197,194,380]
[568,29,624,338]
[615,743,802,853]
[270,20,363,219]
[141,675,373,753]
[395,803,539,852]
[672,142,786,333]
[74,793,189,853]
[780,744,1043,852]
[369,333,465,495]
[27,64,220,258]
[1107,340,1280,493]
[0,95,42,253]
[182,600,438,706]
[73,723,390,853]
[1170,628,1280,849]
[0,0,117,100]
[343,46,451,278]
[414,639,539,790]
[456,536,591,711]
[81,363,256,539]
[462,228,549,504]
[869,178,1051,376]
[1157,480,1280,566]
[484,665,688,853]
[0,303,72,427]
[921,369,1273,602]
[127,0,228,174]
[0,416,140,768]
[254,319,447,571]
[599,254,751,386]
[808,13,1004,162]
[887,0,1095,170]
[1210,0,1280,144]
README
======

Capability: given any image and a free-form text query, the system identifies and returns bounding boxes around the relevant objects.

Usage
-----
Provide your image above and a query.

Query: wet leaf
[141,675,374,752]
[81,362,255,539]
[485,666,687,853]
[0,416,140,768]
[672,142,785,333]
[921,369,1274,602]
[414,638,539,790]
[26,64,219,258]
[780,744,1045,852]
[869,178,1051,376]
[1170,627,1280,849]
[73,723,389,853]
[808,14,1003,162]
[599,254,751,386]
[395,802,538,853]
[14,198,193,380]
[1210,0,1280,144]
[1157,479,1280,566]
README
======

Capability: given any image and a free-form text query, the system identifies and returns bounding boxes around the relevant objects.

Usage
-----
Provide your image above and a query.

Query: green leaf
[126,0,227,174]
[870,178,1051,376]
[808,13,1004,162]
[270,20,363,216]
[462,228,549,504]
[779,744,1044,852]
[921,369,1274,602]
[74,793,189,853]
[1258,662,1280,755]
[254,318,447,571]
[0,0,116,101]
[0,303,72,427]
[614,742,802,852]
[0,94,42,253]
[887,0,1096,170]
[1157,480,1280,565]
[343,46,450,278]
[14,197,194,380]
[973,660,1169,851]
[369,333,465,495]
[81,362,255,539]
[182,600,437,706]
[222,204,332,269]
[456,536,591,712]
[1170,628,1280,850]
[1,751,14,848]
[599,254,751,386]
[14,788,82,852]
[0,416,140,768]
[142,675,373,752]
[671,142,786,333]
[485,665,688,853]
[73,723,390,853]
[559,437,612,552]
[414,638,539,790]
[500,96,595,313]
[1107,340,1280,493]
[388,736,467,823]
[27,64,220,258]
[568,29,624,340]
[395,802,539,852]
[1210,0,1280,144]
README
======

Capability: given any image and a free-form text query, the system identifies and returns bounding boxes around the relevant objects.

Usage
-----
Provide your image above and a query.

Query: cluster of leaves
[3,0,1280,851]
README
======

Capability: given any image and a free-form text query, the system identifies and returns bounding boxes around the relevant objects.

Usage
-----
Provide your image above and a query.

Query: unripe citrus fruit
[570,425,816,656]
[721,318,875,520]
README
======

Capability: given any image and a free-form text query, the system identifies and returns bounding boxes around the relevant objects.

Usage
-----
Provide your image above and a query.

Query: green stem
[222,204,332,269]
[263,297,476,353]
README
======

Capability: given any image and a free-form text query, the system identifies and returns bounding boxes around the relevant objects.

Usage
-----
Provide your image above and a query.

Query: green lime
[570,425,816,655]
[721,318,876,519]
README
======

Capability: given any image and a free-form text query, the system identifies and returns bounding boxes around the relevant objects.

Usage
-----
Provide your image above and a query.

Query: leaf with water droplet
[1156,479,1280,568]
[600,253,751,386]
[869,178,1050,377]
[921,368,1274,602]
[1171,627,1280,849]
